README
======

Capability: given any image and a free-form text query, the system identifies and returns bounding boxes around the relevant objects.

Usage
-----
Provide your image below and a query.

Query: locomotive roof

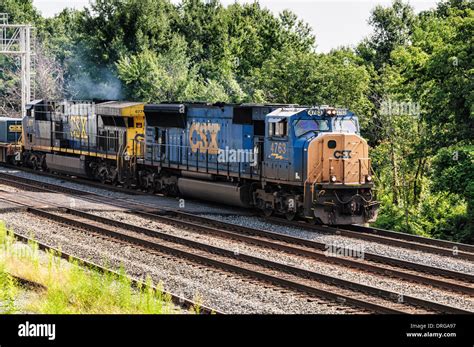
[267,107,306,117]
[0,116,22,121]
[96,101,145,117]
[97,101,144,109]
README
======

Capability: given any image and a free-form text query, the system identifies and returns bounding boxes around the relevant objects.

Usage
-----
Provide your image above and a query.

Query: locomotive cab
[303,108,379,224]
[259,106,379,224]
[263,113,291,180]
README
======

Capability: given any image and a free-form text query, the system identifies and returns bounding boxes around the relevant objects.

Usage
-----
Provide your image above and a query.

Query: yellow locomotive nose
[307,133,371,185]
[303,132,377,224]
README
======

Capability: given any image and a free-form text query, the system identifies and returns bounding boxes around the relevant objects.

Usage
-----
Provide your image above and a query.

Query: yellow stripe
[33,146,118,160]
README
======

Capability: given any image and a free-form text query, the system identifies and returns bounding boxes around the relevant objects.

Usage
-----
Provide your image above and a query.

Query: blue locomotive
[18,100,379,224]
[139,103,378,224]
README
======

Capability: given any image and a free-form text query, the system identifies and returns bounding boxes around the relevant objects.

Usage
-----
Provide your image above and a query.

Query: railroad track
[267,217,474,262]
[8,273,47,291]
[0,171,473,296]
[0,164,250,215]
[342,223,474,254]
[138,209,474,294]
[2,167,473,260]
[0,164,146,196]
[0,204,220,315]
[0,185,471,314]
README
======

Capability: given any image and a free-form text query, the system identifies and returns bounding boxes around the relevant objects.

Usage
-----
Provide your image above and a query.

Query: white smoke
[67,67,123,100]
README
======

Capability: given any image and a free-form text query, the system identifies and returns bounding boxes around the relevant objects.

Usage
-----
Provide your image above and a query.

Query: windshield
[332,118,359,133]
[293,119,330,137]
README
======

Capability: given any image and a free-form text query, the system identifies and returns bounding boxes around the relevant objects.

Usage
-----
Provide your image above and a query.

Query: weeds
[0,220,183,314]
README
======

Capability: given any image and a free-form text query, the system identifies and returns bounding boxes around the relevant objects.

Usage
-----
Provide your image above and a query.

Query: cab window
[268,119,287,137]
[332,117,359,133]
[293,119,330,137]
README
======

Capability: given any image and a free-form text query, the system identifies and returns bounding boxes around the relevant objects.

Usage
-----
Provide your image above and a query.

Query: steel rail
[129,210,474,295]
[1,179,471,313]
[0,200,220,314]
[2,165,472,259]
[1,172,473,295]
[21,205,470,314]
[268,217,474,262]
[340,223,474,253]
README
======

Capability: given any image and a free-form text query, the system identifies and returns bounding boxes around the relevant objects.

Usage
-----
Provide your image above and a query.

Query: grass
[0,220,191,314]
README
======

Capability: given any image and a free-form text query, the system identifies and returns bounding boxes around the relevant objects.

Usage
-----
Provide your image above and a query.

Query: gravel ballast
[199,214,474,276]
[2,166,472,276]
[88,210,474,312]
[0,210,361,314]
[0,167,472,313]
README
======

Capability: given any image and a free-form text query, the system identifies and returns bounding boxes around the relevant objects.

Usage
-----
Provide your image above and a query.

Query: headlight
[366,175,372,182]
[330,175,337,183]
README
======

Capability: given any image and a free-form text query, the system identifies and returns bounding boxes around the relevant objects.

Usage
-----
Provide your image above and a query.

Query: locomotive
[4,99,379,224]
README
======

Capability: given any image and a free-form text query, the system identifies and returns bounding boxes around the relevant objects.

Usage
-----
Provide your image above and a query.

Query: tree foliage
[0,0,472,242]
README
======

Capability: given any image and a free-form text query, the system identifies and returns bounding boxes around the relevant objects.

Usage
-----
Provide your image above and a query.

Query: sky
[32,0,439,53]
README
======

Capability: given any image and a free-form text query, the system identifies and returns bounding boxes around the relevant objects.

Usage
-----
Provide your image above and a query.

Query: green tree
[0,0,41,24]
[251,46,371,116]
[430,145,474,242]
[116,36,196,102]
[357,0,415,70]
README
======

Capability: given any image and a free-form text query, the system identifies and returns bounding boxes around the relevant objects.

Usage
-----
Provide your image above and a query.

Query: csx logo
[189,122,221,154]
[333,150,352,159]
[8,125,22,132]
[70,116,88,139]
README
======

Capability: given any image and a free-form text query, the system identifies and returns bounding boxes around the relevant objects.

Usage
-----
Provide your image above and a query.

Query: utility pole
[0,13,35,117]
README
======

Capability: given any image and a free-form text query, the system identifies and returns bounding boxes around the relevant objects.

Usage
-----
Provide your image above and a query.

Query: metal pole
[20,28,26,117]
[25,25,31,109]
[0,15,34,117]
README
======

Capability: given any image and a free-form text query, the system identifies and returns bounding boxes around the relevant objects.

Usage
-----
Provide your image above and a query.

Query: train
[0,99,379,225]
[0,117,22,162]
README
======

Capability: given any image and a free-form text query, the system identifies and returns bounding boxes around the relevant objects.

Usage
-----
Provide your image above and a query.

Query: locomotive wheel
[147,184,155,194]
[98,171,107,184]
[31,158,38,170]
[31,156,40,170]
[285,212,296,221]
[263,208,273,218]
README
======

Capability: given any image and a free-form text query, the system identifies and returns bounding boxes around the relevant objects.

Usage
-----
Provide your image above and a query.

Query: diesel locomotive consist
[2,99,379,224]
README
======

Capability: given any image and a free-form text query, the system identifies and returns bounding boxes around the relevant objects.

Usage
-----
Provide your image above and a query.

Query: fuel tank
[177,177,251,207]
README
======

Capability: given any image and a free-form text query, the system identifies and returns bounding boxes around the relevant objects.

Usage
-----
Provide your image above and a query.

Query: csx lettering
[333,150,352,159]
[70,116,88,139]
[8,124,22,132]
[189,122,221,154]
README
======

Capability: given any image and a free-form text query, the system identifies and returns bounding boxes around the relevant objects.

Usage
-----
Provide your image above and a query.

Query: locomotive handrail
[303,160,323,216]
[357,157,371,183]
[306,160,322,185]
[144,141,265,177]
